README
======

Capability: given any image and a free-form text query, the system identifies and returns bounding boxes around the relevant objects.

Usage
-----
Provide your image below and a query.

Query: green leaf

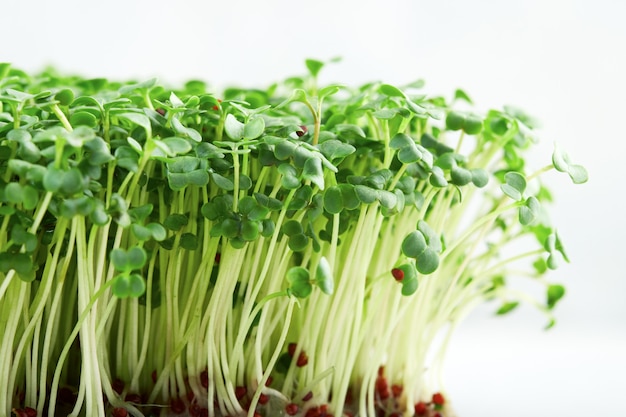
[501,171,526,201]
[401,231,427,258]
[111,247,147,273]
[282,220,303,237]
[116,112,152,135]
[11,225,38,252]
[302,157,325,190]
[131,224,153,241]
[243,117,265,140]
[567,164,588,184]
[180,233,199,250]
[323,186,343,214]
[315,257,334,295]
[519,196,540,226]
[496,301,519,315]
[224,114,245,140]
[145,223,167,241]
[354,185,377,204]
[416,247,439,274]
[55,88,75,106]
[401,277,419,296]
[470,169,489,188]
[288,233,309,252]
[171,117,202,142]
[454,88,473,104]
[162,137,192,155]
[446,111,465,131]
[241,220,260,241]
[128,204,153,222]
[379,83,405,98]
[546,284,565,309]
[450,167,472,186]
[305,59,324,77]
[113,273,146,298]
[287,266,312,298]
[319,84,342,99]
[463,115,483,135]
[318,140,355,162]
[212,173,234,190]
[163,213,188,230]
[377,190,397,209]
[4,182,23,204]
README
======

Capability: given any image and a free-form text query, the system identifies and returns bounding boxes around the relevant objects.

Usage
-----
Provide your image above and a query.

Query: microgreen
[0,61,586,417]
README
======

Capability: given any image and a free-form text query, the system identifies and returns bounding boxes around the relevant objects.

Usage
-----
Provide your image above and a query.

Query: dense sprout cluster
[0,60,585,417]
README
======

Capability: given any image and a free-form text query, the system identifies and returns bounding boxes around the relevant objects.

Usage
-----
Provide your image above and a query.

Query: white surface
[3,0,625,415]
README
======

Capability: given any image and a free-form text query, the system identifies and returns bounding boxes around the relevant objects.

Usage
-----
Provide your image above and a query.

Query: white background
[3,0,625,415]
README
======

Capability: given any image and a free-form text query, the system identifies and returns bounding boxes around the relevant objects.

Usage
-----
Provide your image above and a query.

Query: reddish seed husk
[391,384,403,397]
[391,268,404,281]
[288,342,298,357]
[259,393,270,405]
[112,378,125,395]
[296,125,308,137]
[297,351,309,367]
[124,393,142,404]
[24,408,36,417]
[432,392,445,406]
[171,397,186,414]
[235,386,247,400]
[112,407,128,417]
[285,403,299,415]
[414,401,428,415]
[302,390,313,401]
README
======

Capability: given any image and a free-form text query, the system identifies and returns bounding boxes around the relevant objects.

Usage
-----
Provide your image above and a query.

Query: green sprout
[0,61,586,417]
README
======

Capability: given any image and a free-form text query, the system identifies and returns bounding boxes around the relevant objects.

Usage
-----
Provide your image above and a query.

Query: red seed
[414,401,428,415]
[305,407,321,417]
[389,413,402,417]
[187,389,195,402]
[285,403,299,415]
[432,392,445,406]
[265,376,273,387]
[433,414,442,417]
[375,376,388,392]
[156,108,166,116]
[189,403,202,417]
[59,387,76,404]
[200,369,209,388]
[378,366,385,376]
[391,268,404,281]
[124,393,142,404]
[112,378,125,395]
[170,397,186,414]
[214,253,221,264]
[11,409,27,417]
[235,386,247,400]
[258,393,270,405]
[24,408,37,417]
[302,391,313,401]
[391,384,403,397]
[112,407,128,417]
[288,342,298,357]
[296,125,308,137]
[319,404,328,415]
[296,351,309,367]
[151,370,158,383]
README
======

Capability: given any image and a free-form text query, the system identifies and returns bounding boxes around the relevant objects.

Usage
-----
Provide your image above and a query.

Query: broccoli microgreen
[0,61,586,417]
